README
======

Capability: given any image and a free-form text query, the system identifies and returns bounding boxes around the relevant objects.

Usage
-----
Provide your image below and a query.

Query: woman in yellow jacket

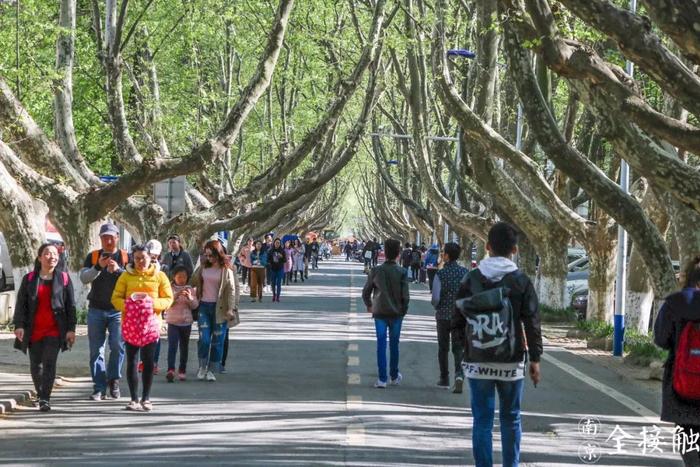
[112,244,173,411]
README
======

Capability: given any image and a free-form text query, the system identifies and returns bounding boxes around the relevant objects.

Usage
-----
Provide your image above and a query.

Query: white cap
[146,239,162,256]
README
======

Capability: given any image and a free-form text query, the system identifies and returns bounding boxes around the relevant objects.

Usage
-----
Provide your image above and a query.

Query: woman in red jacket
[13,243,77,412]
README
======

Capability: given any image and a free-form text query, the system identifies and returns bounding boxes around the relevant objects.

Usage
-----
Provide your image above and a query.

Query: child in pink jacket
[164,265,199,382]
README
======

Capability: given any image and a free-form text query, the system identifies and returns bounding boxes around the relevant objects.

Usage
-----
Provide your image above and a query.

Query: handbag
[122,293,160,346]
[226,308,240,327]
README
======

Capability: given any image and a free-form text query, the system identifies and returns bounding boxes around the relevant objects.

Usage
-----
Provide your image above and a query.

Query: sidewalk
[1,326,92,415]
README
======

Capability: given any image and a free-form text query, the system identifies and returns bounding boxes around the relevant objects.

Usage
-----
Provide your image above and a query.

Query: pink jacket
[165,284,199,326]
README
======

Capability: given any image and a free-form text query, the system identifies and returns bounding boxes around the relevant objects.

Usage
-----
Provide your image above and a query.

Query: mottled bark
[640,0,700,66]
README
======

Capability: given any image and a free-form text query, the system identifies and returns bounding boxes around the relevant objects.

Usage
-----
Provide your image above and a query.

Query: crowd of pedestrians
[363,224,542,467]
[11,224,328,412]
[10,221,700,467]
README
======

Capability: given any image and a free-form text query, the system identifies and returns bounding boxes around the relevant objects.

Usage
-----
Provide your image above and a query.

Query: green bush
[575,319,614,338]
[76,308,88,325]
[624,330,668,367]
[539,305,578,323]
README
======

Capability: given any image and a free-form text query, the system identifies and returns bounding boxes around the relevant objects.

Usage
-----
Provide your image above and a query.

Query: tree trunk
[536,237,568,309]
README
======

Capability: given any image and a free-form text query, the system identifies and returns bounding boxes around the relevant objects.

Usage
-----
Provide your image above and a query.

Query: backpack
[401,249,412,266]
[673,321,700,400]
[411,250,422,266]
[122,293,160,347]
[455,270,519,363]
[91,249,129,267]
[28,270,69,286]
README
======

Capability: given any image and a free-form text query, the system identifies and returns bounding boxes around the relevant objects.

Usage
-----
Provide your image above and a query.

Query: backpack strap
[28,271,69,286]
[91,250,100,266]
[468,269,486,294]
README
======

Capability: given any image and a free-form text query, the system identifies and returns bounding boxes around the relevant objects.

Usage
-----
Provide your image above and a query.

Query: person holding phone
[13,243,77,412]
[79,223,129,401]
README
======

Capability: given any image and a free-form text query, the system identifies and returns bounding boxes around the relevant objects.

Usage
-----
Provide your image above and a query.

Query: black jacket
[13,271,77,353]
[654,289,700,425]
[362,261,409,319]
[452,269,542,363]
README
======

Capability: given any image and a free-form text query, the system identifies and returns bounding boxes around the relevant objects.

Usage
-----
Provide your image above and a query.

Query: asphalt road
[0,259,684,466]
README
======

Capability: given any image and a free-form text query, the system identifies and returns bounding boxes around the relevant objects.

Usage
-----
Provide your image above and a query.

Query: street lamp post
[613,0,636,357]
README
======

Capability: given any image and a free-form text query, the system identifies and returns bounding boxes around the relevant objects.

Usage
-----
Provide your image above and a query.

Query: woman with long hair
[654,256,700,466]
[249,240,267,302]
[191,240,239,381]
[13,243,77,412]
[267,238,286,302]
[284,240,294,285]
[111,244,173,411]
[293,239,305,283]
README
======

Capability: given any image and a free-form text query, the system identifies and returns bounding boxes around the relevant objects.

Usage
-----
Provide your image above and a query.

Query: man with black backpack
[453,222,542,467]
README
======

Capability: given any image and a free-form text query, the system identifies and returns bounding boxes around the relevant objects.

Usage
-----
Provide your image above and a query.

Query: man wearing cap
[162,234,194,279]
[79,223,130,401]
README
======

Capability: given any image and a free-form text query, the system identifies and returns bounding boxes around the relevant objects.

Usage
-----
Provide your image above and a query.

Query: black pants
[411,265,420,281]
[126,341,156,402]
[427,269,437,292]
[679,425,700,467]
[240,266,249,285]
[436,319,464,381]
[221,327,229,367]
[294,270,304,282]
[167,324,191,372]
[29,336,60,401]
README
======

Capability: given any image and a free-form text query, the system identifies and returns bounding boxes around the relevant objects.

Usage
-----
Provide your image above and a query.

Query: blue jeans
[197,302,226,370]
[468,378,525,467]
[271,269,285,297]
[87,308,125,393]
[374,317,403,382]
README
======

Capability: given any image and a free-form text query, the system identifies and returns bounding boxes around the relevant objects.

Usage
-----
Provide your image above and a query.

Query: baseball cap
[99,223,119,237]
[146,239,162,256]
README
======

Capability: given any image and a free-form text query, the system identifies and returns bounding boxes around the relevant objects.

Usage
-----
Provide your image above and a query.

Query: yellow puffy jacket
[111,264,174,324]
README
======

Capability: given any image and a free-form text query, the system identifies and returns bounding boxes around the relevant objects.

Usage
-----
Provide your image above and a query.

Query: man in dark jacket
[362,238,409,388]
[453,222,542,467]
[162,234,194,279]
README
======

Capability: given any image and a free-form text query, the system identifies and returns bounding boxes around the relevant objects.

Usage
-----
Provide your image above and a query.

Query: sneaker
[374,380,387,389]
[219,366,226,374]
[206,370,216,382]
[436,379,450,389]
[125,400,140,411]
[108,379,120,399]
[141,400,153,412]
[178,371,187,381]
[197,367,207,380]
[39,400,51,412]
[137,361,144,373]
[390,373,403,386]
[90,391,104,401]
[166,370,175,383]
[153,365,159,375]
[453,377,464,394]
[251,298,257,302]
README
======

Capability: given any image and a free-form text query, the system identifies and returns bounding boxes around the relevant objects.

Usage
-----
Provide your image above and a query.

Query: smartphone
[101,252,111,259]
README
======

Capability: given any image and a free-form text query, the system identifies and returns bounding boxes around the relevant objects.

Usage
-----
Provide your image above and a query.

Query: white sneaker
[206,370,216,382]
[197,367,207,380]
[390,373,403,386]
[374,380,387,389]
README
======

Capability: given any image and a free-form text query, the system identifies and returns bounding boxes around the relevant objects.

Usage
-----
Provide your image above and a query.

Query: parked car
[0,233,15,291]
[571,287,588,320]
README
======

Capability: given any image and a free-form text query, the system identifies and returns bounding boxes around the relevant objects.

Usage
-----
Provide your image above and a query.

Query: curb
[0,375,73,415]
[0,389,35,415]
